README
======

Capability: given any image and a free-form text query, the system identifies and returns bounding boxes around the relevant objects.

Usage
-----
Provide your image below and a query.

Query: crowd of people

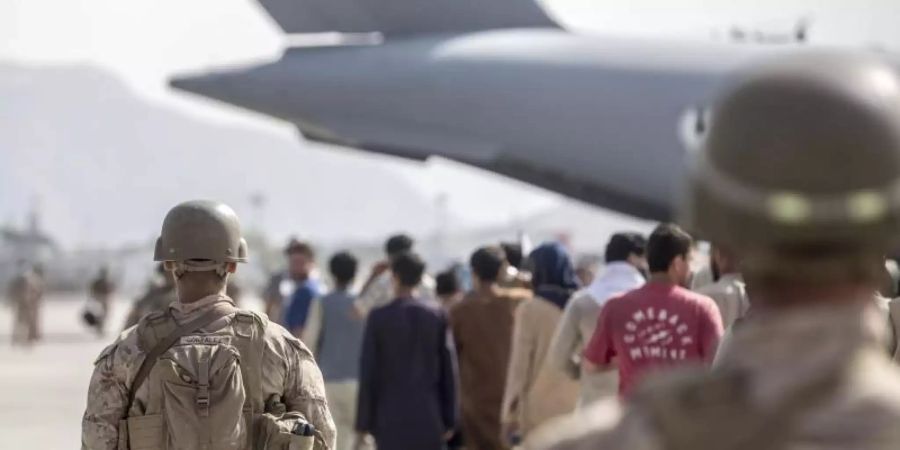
[77,51,900,450]
[259,220,761,450]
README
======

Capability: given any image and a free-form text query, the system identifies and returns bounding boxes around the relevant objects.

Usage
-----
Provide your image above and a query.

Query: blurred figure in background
[503,243,580,443]
[357,234,436,314]
[7,261,44,346]
[436,267,465,450]
[305,251,366,450]
[356,252,457,450]
[449,246,530,450]
[501,242,532,288]
[261,238,312,323]
[697,245,749,330]
[282,240,323,338]
[547,232,647,408]
[85,267,115,336]
[582,224,722,398]
[436,269,463,311]
[123,263,176,330]
[574,256,599,287]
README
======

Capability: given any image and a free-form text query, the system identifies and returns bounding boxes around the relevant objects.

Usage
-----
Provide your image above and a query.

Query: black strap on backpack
[127,303,236,408]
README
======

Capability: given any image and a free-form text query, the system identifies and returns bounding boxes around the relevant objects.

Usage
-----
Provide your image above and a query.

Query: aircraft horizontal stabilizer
[256,0,558,36]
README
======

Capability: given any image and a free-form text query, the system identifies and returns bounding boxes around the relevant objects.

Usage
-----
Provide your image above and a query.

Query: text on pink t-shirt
[583,281,724,397]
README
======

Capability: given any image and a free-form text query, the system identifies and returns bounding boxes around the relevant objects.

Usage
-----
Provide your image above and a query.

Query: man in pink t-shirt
[583,223,723,397]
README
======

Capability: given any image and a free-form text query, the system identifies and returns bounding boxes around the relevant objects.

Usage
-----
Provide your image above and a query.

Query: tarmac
[0,293,263,449]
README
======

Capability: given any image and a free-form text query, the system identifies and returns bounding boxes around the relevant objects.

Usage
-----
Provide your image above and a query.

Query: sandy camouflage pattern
[82,295,336,450]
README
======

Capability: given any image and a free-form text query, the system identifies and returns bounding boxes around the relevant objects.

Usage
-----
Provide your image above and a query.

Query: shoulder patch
[233,309,268,338]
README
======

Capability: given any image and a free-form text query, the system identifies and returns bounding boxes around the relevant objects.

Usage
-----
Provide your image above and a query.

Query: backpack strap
[231,311,268,413]
[128,303,237,408]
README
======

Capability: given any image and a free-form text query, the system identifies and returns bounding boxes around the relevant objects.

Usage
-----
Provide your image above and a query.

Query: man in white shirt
[546,233,647,407]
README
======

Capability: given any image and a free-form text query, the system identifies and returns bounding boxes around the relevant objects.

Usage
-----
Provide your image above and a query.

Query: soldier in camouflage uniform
[7,263,43,346]
[532,52,900,450]
[82,200,336,449]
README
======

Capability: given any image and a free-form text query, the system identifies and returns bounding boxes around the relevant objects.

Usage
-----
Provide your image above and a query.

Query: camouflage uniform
[531,303,900,450]
[82,294,337,450]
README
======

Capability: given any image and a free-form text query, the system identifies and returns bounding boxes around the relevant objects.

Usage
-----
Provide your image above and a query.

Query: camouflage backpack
[119,304,322,450]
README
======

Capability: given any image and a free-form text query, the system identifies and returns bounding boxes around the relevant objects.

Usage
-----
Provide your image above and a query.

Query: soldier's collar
[170,294,234,315]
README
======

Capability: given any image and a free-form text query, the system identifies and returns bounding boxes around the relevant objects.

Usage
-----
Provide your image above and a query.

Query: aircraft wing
[255,0,558,35]
[170,1,816,221]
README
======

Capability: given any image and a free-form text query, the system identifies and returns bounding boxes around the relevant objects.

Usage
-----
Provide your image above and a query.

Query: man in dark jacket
[355,252,458,450]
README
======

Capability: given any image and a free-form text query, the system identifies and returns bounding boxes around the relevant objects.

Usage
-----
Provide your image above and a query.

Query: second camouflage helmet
[153,200,248,263]
[683,51,900,255]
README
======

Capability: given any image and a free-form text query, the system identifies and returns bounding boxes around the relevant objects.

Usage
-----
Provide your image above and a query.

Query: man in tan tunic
[504,243,581,443]
[449,246,530,450]
[532,52,900,450]
[82,200,335,450]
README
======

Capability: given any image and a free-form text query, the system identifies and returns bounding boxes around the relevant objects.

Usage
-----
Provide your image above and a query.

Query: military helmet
[684,51,900,268]
[153,200,248,263]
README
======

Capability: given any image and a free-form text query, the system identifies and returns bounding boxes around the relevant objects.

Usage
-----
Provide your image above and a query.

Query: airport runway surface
[0,294,264,449]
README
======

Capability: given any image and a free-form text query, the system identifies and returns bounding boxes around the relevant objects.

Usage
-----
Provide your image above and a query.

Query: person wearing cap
[82,200,336,449]
[530,51,900,450]
[545,232,647,408]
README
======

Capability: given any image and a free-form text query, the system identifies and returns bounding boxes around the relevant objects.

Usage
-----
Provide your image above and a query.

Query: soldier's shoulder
[262,318,314,359]
[93,326,143,369]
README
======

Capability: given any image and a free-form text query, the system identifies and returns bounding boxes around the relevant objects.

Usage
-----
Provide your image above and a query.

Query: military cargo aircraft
[170,0,861,221]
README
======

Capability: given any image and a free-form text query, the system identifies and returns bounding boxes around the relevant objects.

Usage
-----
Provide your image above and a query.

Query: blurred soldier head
[284,239,316,281]
[329,251,358,289]
[470,246,507,287]
[683,51,900,306]
[646,223,694,287]
[154,200,247,299]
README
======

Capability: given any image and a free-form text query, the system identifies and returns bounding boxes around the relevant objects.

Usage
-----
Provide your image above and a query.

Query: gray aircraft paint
[169,1,883,221]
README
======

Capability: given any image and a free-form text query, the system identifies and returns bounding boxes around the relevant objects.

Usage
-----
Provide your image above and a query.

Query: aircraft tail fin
[256,0,558,36]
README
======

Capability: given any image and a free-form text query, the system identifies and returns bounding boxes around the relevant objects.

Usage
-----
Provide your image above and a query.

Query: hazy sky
[3,0,900,228]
